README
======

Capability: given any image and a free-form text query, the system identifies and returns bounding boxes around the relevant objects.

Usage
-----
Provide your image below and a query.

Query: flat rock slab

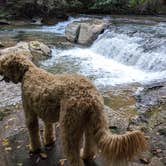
[1,83,166,166]
[0,108,104,166]
[0,128,104,166]
[0,107,142,166]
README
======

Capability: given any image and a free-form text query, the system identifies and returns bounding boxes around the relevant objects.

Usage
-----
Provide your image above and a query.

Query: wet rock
[139,151,152,164]
[0,108,105,166]
[129,163,144,166]
[0,82,165,166]
[0,35,18,48]
[65,19,108,46]
[0,19,11,25]
[0,41,5,48]
[0,76,21,109]
[148,157,164,166]
[0,107,13,121]
[0,42,33,59]
[31,17,42,25]
[65,22,80,42]
[104,106,129,133]
[104,83,166,165]
[28,41,51,61]
[78,19,107,45]
[0,145,6,166]
[0,41,51,61]
[134,82,166,113]
[158,128,166,136]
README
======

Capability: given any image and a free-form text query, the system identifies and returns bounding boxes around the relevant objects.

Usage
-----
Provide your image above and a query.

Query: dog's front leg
[44,122,55,149]
[26,112,41,152]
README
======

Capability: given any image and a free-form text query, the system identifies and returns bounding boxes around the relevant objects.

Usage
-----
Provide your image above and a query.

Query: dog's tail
[90,104,147,166]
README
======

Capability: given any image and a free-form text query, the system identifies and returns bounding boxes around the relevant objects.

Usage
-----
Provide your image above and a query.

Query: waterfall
[91,25,166,72]
[40,20,166,87]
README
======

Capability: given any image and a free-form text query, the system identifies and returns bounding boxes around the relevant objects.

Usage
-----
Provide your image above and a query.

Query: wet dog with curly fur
[0,53,147,166]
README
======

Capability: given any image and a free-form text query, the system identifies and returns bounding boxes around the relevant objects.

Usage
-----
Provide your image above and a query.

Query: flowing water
[38,16,166,89]
[0,15,166,94]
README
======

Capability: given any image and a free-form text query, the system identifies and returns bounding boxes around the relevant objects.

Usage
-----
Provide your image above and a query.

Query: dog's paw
[80,148,96,160]
[29,148,41,157]
[45,140,55,151]
[29,149,48,160]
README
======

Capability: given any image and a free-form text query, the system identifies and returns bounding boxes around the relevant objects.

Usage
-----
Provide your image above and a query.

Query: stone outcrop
[65,19,108,46]
[65,22,80,43]
[0,19,11,25]
[0,42,4,48]
[29,41,51,58]
[0,41,51,61]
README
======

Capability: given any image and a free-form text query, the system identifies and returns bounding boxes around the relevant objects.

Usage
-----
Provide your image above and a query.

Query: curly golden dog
[0,53,147,166]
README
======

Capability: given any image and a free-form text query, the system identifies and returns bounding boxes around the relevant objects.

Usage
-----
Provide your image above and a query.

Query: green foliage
[128,0,147,7]
[1,0,162,19]
[92,0,126,8]
[65,0,84,8]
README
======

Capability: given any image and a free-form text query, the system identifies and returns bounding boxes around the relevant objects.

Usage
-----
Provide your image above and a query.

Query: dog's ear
[9,60,29,75]
[3,58,29,83]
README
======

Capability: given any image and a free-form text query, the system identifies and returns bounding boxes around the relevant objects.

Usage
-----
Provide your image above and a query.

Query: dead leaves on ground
[2,138,9,146]
[1,138,12,152]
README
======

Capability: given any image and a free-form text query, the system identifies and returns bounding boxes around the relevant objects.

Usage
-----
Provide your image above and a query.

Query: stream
[0,15,166,106]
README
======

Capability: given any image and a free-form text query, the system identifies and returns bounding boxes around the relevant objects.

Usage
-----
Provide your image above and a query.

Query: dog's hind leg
[60,101,85,166]
[44,122,55,148]
[61,123,84,166]
[81,127,97,160]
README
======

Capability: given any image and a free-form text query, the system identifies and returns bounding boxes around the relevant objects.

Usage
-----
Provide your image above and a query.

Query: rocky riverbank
[0,81,165,166]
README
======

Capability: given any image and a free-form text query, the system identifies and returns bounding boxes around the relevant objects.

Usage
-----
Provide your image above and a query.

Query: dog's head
[0,53,34,84]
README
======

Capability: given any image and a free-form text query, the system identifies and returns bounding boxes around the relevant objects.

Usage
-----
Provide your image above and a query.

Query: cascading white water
[31,17,166,88]
[41,47,166,88]
[91,25,166,71]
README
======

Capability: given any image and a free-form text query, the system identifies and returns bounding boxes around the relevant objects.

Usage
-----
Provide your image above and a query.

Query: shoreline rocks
[0,19,11,25]
[0,82,165,165]
[0,41,51,61]
[65,19,108,46]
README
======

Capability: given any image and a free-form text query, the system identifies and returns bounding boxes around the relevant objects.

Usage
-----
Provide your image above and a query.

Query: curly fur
[0,53,147,166]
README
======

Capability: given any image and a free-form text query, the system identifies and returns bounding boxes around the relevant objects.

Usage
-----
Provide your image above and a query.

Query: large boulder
[0,42,32,59]
[65,19,108,46]
[0,41,51,61]
[65,22,80,43]
[78,19,107,45]
[0,19,11,25]
[29,41,51,58]
[0,42,4,48]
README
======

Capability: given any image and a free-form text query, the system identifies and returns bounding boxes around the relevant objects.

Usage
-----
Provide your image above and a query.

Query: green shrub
[128,0,146,7]
[90,0,129,10]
